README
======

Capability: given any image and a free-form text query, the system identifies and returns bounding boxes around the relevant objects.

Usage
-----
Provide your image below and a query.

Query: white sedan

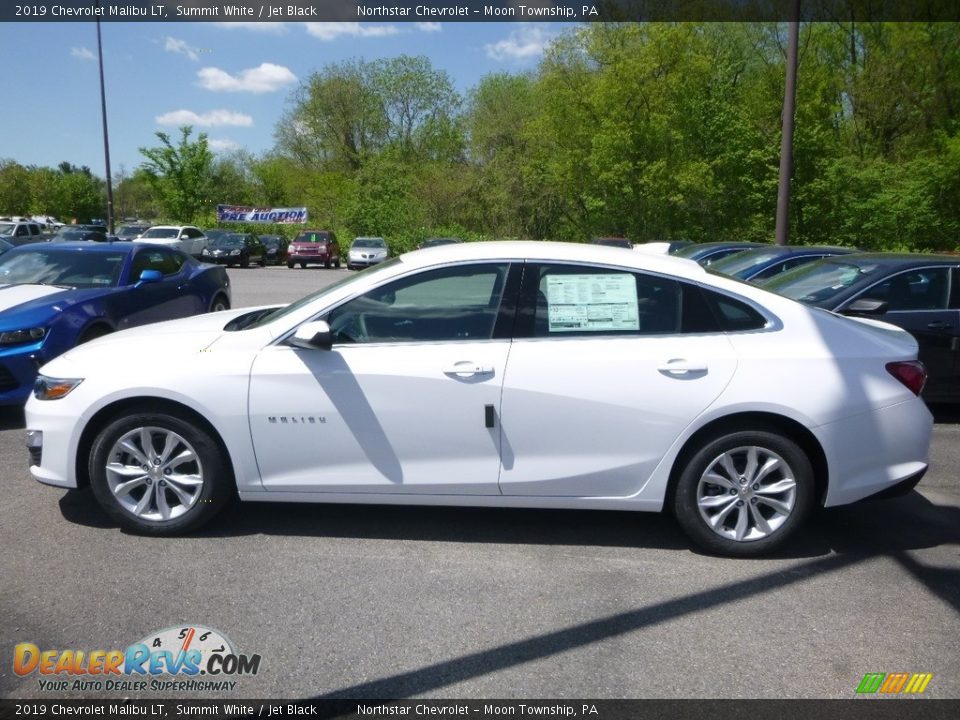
[134,225,208,257]
[24,242,932,556]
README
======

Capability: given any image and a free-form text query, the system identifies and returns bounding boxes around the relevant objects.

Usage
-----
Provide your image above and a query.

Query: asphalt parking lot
[1,265,958,700]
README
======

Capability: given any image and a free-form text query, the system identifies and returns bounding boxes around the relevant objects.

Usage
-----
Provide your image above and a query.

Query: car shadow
[0,406,25,431]
[57,485,958,560]
[929,402,960,424]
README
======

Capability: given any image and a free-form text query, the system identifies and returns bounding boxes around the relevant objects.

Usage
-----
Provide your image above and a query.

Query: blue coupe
[0,242,231,404]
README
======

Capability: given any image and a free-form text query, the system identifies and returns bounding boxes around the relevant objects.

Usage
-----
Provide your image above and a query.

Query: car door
[248,262,520,494]
[498,262,739,497]
[843,265,959,399]
[119,248,197,328]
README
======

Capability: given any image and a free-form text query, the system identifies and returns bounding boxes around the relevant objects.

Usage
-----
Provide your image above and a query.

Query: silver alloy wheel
[105,426,204,522]
[696,445,797,543]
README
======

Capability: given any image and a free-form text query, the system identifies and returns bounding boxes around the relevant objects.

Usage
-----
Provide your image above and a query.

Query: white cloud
[71,47,95,61]
[155,109,253,127]
[164,36,200,61]
[415,22,442,33]
[304,23,399,41]
[197,63,297,93]
[208,138,240,152]
[215,22,288,34]
[485,27,555,62]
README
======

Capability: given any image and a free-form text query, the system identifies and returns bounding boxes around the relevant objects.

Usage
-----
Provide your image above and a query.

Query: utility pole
[95,1,115,234]
[775,0,801,246]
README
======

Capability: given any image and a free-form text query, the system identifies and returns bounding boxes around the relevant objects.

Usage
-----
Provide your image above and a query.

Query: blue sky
[1,21,570,176]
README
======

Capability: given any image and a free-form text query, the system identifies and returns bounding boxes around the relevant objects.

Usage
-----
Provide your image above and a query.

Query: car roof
[398,240,708,280]
[8,241,139,253]
[822,252,960,266]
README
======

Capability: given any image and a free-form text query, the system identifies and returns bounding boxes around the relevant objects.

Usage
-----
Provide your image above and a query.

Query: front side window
[325,263,510,343]
[130,248,184,278]
[859,268,951,311]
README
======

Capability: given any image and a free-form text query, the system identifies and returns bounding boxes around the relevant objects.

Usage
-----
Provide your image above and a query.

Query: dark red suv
[287,229,341,269]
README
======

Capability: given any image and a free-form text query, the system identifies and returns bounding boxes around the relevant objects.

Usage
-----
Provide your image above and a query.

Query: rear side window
[701,288,768,331]
[527,265,682,337]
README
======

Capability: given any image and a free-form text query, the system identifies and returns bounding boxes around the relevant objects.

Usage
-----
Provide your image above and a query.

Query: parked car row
[664,241,960,402]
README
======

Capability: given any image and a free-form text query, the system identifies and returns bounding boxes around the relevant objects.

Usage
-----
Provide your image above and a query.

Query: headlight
[230,249,241,255]
[0,327,45,345]
[33,375,83,401]
[201,248,209,255]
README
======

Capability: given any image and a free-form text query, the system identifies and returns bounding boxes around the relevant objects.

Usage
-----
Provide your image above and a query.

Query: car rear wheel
[672,430,814,557]
[89,412,233,535]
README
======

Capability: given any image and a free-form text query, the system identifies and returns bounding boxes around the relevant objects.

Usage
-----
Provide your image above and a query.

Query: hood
[40,305,277,380]
[0,284,110,330]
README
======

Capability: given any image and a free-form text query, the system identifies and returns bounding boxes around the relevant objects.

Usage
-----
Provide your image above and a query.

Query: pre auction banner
[217,205,308,224]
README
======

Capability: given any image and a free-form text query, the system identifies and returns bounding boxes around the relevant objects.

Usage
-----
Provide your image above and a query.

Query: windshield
[293,232,329,244]
[710,249,781,277]
[261,237,280,248]
[0,224,14,237]
[212,235,245,248]
[352,238,386,249]
[240,257,402,331]
[140,228,179,239]
[764,260,882,307]
[0,249,125,288]
[116,226,144,237]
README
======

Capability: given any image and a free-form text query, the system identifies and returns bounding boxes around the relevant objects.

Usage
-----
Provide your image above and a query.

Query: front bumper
[0,342,49,405]
[347,256,385,268]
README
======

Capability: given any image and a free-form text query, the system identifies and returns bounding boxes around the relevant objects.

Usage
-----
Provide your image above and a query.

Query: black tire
[300,262,307,269]
[334,257,341,269]
[240,257,250,269]
[671,429,815,557]
[210,294,230,312]
[287,261,295,269]
[324,258,331,269]
[88,412,233,535]
[78,325,112,344]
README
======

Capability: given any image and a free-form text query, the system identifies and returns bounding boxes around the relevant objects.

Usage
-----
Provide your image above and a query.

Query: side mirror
[840,298,889,317]
[288,320,333,351]
[136,269,163,286]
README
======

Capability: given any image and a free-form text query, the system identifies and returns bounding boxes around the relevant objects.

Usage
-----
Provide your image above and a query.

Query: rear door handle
[657,359,708,376]
[443,362,494,378]
[927,321,951,330]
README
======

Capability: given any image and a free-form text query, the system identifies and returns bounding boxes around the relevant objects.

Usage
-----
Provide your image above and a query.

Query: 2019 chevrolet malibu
[24,242,932,556]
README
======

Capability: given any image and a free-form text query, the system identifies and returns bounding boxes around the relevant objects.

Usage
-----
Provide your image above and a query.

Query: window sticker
[545,274,639,332]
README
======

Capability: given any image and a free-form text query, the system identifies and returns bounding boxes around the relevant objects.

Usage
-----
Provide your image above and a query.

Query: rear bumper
[819,397,933,507]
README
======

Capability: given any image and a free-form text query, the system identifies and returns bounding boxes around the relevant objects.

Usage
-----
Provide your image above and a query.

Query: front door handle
[443,362,494,378]
[927,321,951,330]
[657,359,708,376]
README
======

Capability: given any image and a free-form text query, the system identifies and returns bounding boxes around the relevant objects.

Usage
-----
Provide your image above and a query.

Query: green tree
[138,126,214,222]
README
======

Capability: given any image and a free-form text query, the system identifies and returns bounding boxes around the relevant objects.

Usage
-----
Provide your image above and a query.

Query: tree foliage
[138,126,214,223]
[6,24,960,250]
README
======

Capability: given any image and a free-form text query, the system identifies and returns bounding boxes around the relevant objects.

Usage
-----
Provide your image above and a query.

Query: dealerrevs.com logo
[14,625,261,693]
[856,672,933,695]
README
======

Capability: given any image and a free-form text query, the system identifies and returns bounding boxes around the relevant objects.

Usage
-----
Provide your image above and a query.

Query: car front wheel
[89,412,233,535]
[672,430,815,557]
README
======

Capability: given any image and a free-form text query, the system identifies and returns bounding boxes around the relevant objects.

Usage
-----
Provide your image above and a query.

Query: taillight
[886,361,927,396]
